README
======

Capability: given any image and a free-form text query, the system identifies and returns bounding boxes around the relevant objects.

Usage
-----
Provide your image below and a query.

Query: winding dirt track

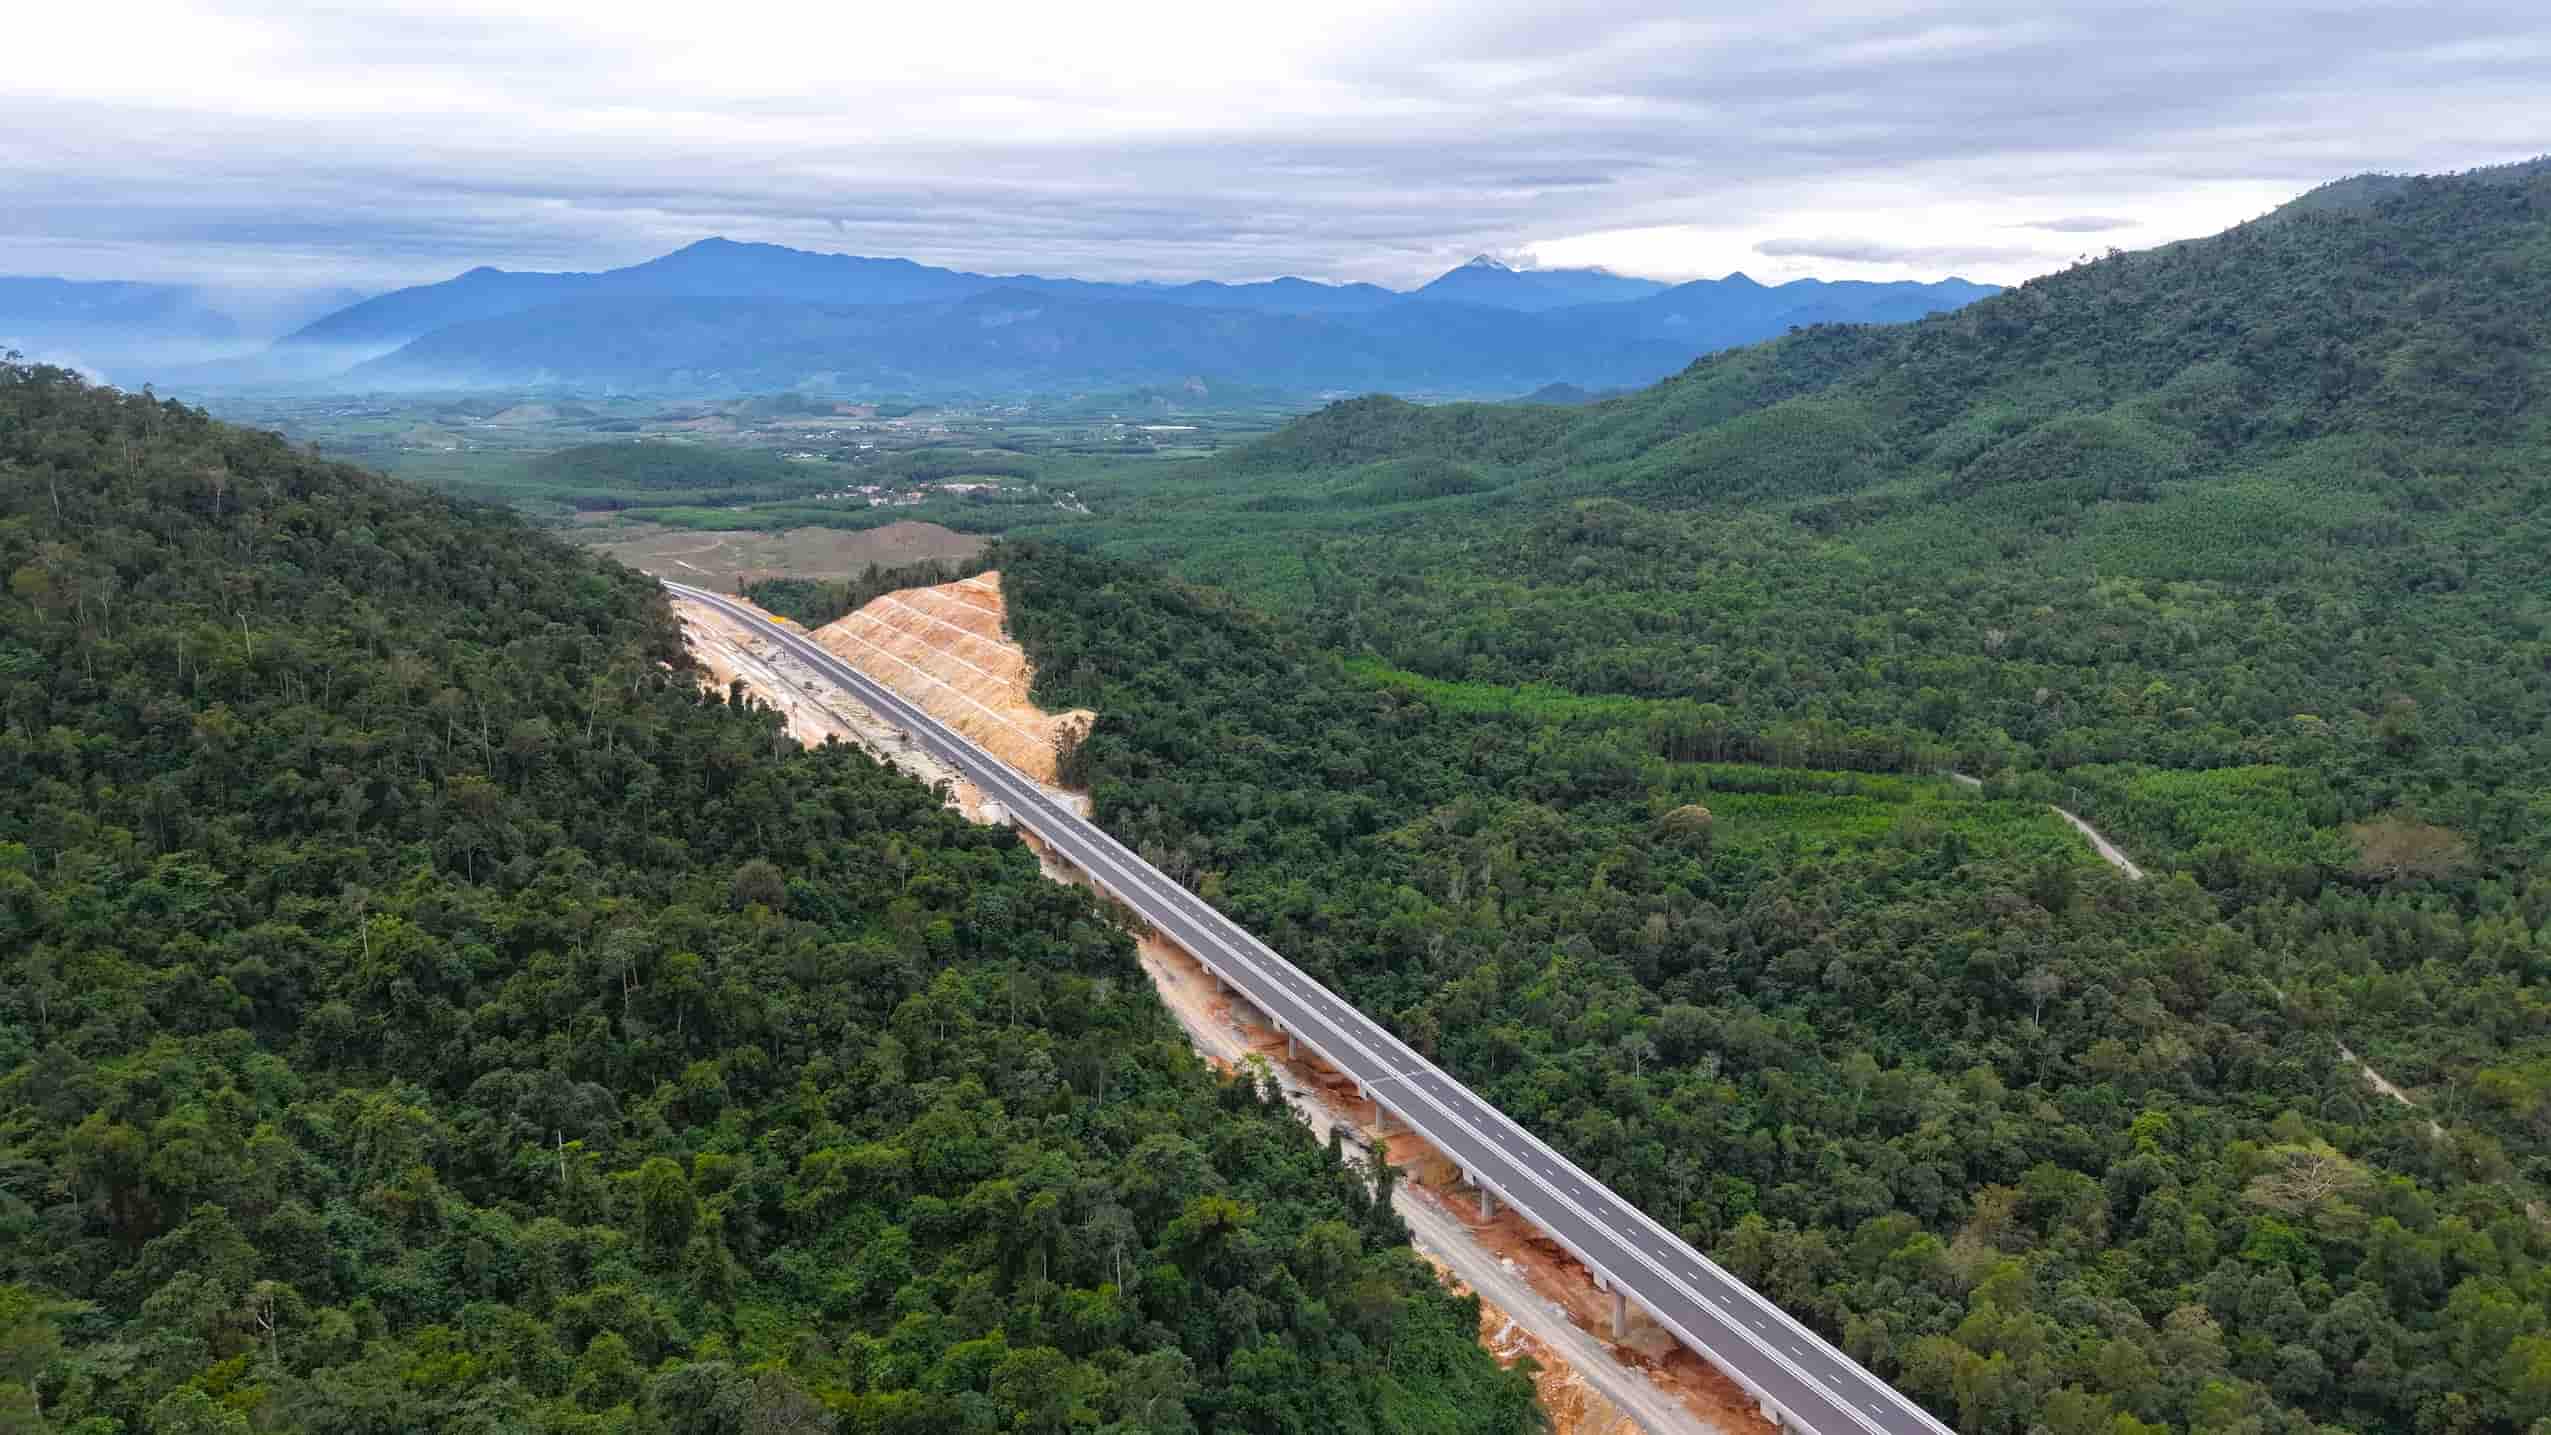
[1957,773,2440,1126]
[1945,773,2145,880]
[2050,807,2147,880]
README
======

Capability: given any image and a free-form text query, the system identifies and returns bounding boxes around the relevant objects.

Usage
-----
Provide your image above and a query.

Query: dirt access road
[1946,773,2146,880]
[1956,773,2438,1124]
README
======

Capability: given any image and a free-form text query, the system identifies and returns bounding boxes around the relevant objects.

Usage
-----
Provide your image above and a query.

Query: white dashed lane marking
[688,588,1936,1435]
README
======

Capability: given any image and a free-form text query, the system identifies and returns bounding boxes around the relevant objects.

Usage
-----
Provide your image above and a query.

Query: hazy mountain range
[0,277,368,377]
[4,241,1998,398]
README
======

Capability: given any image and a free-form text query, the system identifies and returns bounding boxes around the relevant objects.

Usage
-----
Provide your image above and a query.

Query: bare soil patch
[578,520,984,584]
[810,570,1091,783]
[1122,924,1758,1435]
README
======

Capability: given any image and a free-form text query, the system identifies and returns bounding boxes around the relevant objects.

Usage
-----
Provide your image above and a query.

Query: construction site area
[670,571,1771,1435]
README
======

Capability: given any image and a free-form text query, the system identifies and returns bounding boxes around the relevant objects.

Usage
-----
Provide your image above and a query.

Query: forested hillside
[0,361,1540,1435]
[1029,162,2551,878]
[1003,534,2551,1435]
[976,161,2551,1435]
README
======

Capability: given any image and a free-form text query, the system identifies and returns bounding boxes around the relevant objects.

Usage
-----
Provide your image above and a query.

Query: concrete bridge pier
[1590,1275,1627,1339]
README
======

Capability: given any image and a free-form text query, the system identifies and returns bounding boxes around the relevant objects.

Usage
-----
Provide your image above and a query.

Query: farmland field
[570,518,986,583]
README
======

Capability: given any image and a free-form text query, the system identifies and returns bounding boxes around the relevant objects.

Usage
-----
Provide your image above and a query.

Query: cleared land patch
[811,570,1093,784]
[573,518,985,583]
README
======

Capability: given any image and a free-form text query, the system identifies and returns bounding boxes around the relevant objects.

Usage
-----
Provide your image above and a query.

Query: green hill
[934,160,2551,1435]
[1049,160,2551,874]
[0,360,1538,1434]
[993,530,2551,1435]
[2265,157,2549,221]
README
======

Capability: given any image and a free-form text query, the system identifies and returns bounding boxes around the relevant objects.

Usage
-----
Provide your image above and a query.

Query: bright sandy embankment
[810,571,1092,783]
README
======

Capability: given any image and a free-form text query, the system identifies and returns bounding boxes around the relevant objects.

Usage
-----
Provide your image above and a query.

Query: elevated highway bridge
[666,580,1957,1435]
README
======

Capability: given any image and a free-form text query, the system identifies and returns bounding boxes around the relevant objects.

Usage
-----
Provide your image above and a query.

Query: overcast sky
[6,0,2544,295]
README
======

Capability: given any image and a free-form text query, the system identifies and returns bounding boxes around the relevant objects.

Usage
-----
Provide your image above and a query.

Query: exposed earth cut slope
[810,569,1092,783]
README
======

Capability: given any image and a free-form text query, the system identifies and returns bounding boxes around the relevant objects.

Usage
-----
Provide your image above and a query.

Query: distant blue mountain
[281,238,1400,353]
[2,276,367,377]
[1571,271,2003,347]
[0,276,241,339]
[342,287,1701,397]
[1412,255,1670,310]
[1013,273,1402,316]
[204,238,2001,397]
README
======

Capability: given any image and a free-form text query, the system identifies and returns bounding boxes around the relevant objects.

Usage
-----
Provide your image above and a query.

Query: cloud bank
[2020,217,2141,233]
[5,0,2544,290]
[1755,237,2046,268]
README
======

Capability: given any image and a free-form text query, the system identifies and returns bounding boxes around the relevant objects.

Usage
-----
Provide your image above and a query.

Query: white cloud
[3,0,2544,289]
[2022,217,2140,234]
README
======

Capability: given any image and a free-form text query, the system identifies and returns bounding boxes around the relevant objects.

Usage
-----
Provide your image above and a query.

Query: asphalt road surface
[667,581,1957,1435]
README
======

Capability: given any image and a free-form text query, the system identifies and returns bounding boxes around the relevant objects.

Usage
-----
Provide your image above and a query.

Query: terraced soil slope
[810,569,1092,782]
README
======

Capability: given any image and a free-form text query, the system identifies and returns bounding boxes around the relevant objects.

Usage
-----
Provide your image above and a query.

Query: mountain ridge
[339,286,1708,396]
[0,275,368,374]
[223,239,1994,397]
[1411,256,1671,310]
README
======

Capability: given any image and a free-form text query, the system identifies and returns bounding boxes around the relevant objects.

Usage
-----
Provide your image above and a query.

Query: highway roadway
[666,580,1956,1435]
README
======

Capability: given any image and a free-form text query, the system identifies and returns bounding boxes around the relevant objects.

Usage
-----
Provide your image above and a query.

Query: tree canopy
[0,359,1540,1435]
[944,161,2551,1435]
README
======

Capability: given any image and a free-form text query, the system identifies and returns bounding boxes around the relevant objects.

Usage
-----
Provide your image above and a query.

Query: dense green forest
[974,162,2551,873]
[1000,537,2551,1435]
[0,361,1542,1435]
[960,162,2551,1435]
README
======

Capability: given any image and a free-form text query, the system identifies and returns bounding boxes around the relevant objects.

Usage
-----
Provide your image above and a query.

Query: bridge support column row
[1612,1288,1627,1339]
